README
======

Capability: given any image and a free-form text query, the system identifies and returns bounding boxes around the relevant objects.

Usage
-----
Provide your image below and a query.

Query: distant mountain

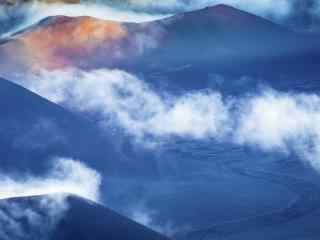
[0,194,169,240]
[130,4,320,71]
[1,4,319,89]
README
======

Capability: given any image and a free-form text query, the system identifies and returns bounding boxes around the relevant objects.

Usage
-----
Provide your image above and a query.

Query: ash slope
[0,77,157,178]
[0,194,170,240]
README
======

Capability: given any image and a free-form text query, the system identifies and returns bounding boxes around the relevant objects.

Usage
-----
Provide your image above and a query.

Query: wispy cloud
[235,89,320,169]
[19,68,320,171]
[0,157,102,202]
[23,68,230,140]
[130,204,182,236]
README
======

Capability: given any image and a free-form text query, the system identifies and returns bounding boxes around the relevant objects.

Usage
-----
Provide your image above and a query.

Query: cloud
[235,89,320,169]
[17,68,320,171]
[0,157,102,202]
[22,68,230,140]
[130,204,180,236]
[0,157,102,240]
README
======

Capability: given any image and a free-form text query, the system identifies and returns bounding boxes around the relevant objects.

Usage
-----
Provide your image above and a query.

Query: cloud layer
[19,68,320,171]
[235,90,320,169]
[23,68,230,140]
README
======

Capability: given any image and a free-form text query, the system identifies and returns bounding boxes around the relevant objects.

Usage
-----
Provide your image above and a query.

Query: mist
[17,68,320,172]
[0,157,101,202]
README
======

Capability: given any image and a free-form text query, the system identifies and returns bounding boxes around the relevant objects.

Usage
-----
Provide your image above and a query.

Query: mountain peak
[0,194,170,240]
[207,3,239,12]
[167,3,285,32]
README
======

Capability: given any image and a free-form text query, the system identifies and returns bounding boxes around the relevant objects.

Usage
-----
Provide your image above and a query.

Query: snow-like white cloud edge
[0,157,101,202]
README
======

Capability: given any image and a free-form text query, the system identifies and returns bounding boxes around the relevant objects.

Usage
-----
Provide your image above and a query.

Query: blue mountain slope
[0,77,158,178]
[0,194,170,240]
[123,5,320,92]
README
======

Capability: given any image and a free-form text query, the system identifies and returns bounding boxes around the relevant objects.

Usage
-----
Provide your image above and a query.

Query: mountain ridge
[1,4,320,90]
[0,193,170,240]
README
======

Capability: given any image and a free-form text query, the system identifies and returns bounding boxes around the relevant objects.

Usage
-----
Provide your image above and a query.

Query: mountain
[0,77,160,177]
[0,15,130,70]
[1,4,320,91]
[129,4,320,76]
[0,194,170,240]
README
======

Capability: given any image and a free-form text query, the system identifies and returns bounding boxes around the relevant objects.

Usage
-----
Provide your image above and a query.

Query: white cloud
[23,68,231,140]
[17,68,320,171]
[130,204,187,236]
[235,90,320,169]
[0,157,102,202]
[131,208,174,236]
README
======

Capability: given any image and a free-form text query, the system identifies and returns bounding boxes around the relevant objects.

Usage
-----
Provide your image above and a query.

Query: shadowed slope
[0,77,158,177]
[0,194,170,240]
[130,4,318,70]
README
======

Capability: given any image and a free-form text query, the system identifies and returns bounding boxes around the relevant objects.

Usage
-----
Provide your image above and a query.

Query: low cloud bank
[130,205,181,236]
[24,68,230,140]
[21,68,320,171]
[235,91,320,169]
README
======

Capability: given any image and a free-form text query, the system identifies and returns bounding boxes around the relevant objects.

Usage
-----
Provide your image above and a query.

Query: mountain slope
[130,4,319,71]
[1,4,319,73]
[0,4,319,94]
[0,77,158,177]
[0,194,170,240]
